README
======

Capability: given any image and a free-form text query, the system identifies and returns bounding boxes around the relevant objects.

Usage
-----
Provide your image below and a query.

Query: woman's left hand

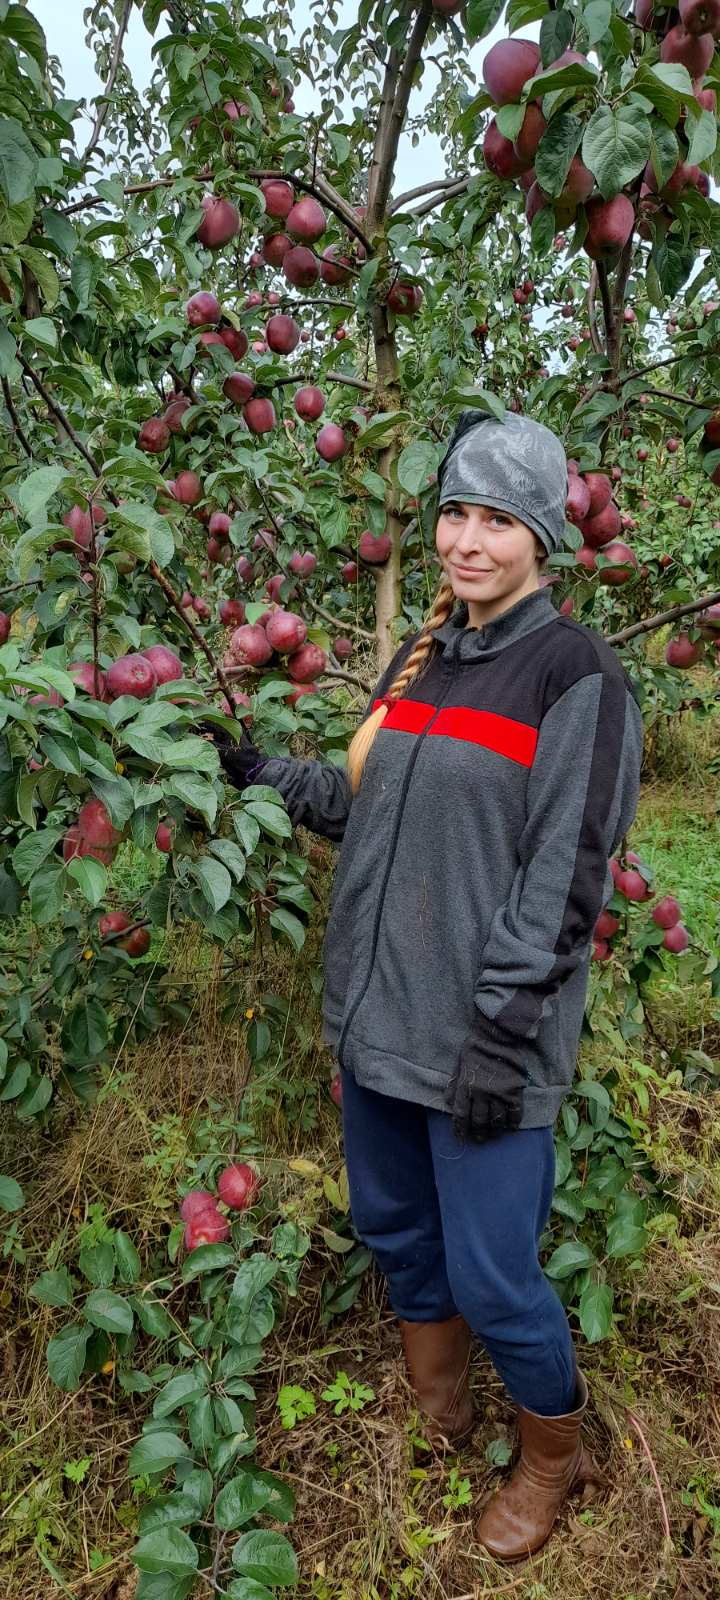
[445,1020,527,1142]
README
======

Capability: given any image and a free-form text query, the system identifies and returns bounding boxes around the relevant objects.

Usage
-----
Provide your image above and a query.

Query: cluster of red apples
[180,1162,260,1250]
[593,849,690,960]
[481,16,715,259]
[565,464,639,584]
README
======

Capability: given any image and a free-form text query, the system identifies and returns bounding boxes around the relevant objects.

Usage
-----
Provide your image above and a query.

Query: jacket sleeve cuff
[466,1010,523,1048]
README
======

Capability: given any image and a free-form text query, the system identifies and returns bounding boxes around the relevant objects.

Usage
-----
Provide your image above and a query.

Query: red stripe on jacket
[372,698,538,767]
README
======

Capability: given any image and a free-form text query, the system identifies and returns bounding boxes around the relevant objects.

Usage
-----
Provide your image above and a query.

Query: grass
[0,712,719,1600]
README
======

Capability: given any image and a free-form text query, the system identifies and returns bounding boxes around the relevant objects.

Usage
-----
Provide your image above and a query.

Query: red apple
[217,1162,260,1210]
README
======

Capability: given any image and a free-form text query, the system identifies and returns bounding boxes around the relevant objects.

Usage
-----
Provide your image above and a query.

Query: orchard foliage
[0,0,719,1591]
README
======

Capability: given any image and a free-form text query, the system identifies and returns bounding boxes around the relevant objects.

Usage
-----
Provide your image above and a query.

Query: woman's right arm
[214,636,416,843]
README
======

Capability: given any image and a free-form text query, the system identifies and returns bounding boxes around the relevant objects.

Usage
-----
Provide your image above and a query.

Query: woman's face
[435,500,544,624]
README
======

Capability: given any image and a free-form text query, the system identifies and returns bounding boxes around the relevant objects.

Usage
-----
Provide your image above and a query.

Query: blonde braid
[346,577,456,795]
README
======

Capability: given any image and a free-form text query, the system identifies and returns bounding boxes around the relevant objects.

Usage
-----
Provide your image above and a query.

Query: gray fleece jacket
[257,588,644,1128]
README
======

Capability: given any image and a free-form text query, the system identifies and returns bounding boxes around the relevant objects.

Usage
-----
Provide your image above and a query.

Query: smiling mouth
[453,564,494,575]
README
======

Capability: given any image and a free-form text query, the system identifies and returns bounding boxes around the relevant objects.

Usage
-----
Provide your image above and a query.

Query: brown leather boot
[475,1370,605,1562]
[398,1314,475,1451]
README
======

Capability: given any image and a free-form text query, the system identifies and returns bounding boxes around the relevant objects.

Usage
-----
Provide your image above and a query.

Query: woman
[213,410,644,1562]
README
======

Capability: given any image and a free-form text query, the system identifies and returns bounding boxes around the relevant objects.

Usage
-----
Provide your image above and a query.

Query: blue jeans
[340,1067,577,1416]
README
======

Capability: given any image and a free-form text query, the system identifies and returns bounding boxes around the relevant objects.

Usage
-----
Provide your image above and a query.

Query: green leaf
[582,0,611,46]
[355,410,409,449]
[648,121,680,191]
[114,1231,142,1283]
[12,826,63,884]
[534,113,584,198]
[132,1293,173,1339]
[84,1289,134,1336]
[0,116,38,204]
[0,1174,25,1212]
[113,502,174,569]
[687,108,716,167]
[17,245,60,308]
[633,61,694,126]
[544,1240,596,1279]
[31,1267,74,1306]
[227,1583,274,1600]
[136,1574,195,1600]
[23,317,57,350]
[447,387,506,420]
[525,60,598,98]
[208,839,246,882]
[540,8,572,65]
[396,440,440,498]
[66,856,107,908]
[29,863,66,926]
[653,235,696,298]
[128,1431,193,1477]
[243,799,292,839]
[581,105,651,199]
[215,1468,279,1529]
[231,1530,298,1588]
[465,0,504,42]
[182,1242,236,1282]
[47,1323,92,1390]
[41,205,78,257]
[269,906,306,953]
[579,1280,613,1343]
[496,103,525,143]
[165,773,217,829]
[15,463,68,521]
[153,1371,208,1419]
[606,1216,648,1258]
[78,1240,115,1288]
[132,1529,200,1577]
[193,856,232,912]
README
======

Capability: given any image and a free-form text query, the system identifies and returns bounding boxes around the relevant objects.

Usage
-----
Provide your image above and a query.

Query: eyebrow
[442,501,512,515]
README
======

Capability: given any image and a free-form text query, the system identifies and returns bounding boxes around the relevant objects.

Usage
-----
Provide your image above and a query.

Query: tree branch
[1,377,33,457]
[82,0,133,166]
[606,589,720,646]
[17,358,238,713]
[248,169,371,253]
[367,2,434,226]
[325,370,374,392]
[254,482,375,641]
[639,387,718,410]
[389,174,470,213]
[586,266,604,357]
[410,176,472,219]
[20,356,103,477]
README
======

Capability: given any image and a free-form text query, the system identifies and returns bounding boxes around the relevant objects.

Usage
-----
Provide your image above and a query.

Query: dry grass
[1,773,719,1600]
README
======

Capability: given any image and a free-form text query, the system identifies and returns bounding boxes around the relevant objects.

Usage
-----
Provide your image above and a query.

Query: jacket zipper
[337,653,460,1067]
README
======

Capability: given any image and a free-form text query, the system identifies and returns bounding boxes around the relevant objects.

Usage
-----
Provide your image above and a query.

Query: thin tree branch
[410,176,472,219]
[19,356,103,477]
[254,481,375,641]
[17,358,238,713]
[367,2,434,226]
[586,266,604,358]
[606,589,720,646]
[325,370,374,392]
[597,262,616,365]
[248,169,371,253]
[1,377,33,457]
[82,0,133,166]
[626,352,693,382]
[390,175,469,213]
[639,388,718,410]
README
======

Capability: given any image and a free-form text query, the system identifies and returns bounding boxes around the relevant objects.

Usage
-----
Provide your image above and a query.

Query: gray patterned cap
[436,409,568,554]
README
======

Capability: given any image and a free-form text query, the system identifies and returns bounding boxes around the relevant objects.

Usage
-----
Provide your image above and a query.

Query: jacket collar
[429,586,558,662]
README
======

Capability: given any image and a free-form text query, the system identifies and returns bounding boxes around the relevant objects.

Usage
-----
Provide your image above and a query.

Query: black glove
[199,720,269,792]
[445,1015,527,1143]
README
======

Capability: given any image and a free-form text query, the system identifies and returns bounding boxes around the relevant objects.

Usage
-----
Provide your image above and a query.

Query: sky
[31,0,515,196]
